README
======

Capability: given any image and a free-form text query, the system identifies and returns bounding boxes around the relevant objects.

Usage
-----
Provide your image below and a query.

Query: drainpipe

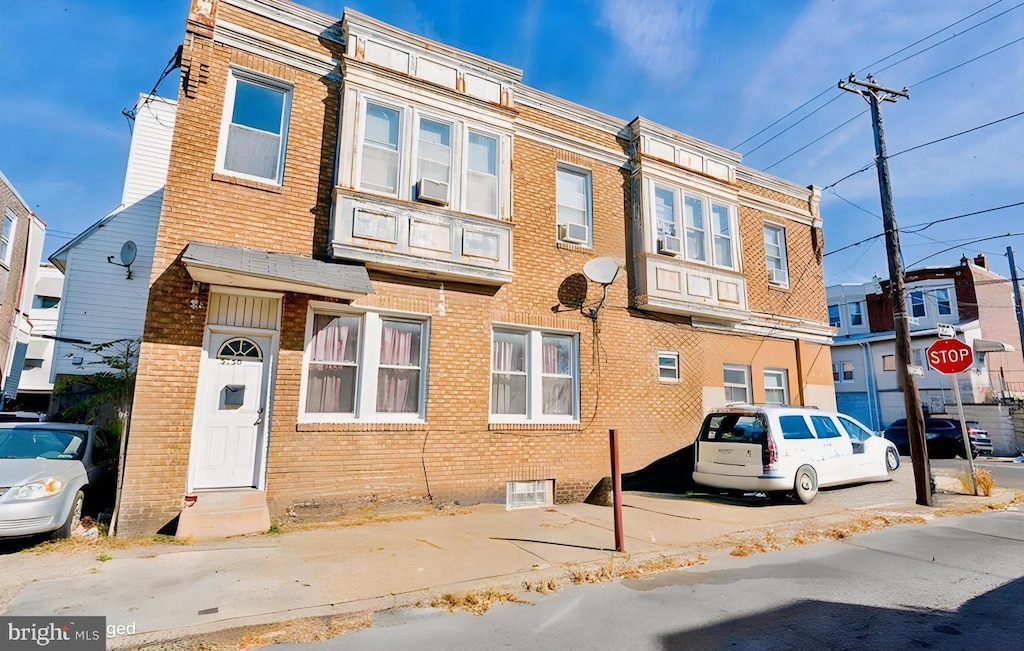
[859,341,880,431]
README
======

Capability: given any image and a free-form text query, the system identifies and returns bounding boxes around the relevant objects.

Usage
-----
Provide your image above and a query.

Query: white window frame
[506,479,554,509]
[848,301,864,326]
[935,288,952,316]
[723,364,751,404]
[764,223,789,288]
[298,303,430,423]
[463,127,500,218]
[657,351,680,382]
[413,112,454,204]
[649,183,738,269]
[490,326,579,424]
[832,363,840,383]
[840,360,854,383]
[357,98,405,197]
[763,368,789,405]
[909,291,926,318]
[214,67,292,186]
[555,163,593,247]
[828,304,841,328]
[0,211,14,267]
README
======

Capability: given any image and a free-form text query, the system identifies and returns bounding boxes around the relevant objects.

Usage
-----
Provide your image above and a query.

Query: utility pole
[839,74,932,506]
[1007,246,1024,368]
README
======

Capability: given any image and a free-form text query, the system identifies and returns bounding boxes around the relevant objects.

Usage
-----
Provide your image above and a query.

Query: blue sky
[2,0,1022,284]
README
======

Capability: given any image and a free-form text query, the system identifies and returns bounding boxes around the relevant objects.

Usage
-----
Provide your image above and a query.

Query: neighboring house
[48,97,177,387]
[0,169,46,405]
[117,0,835,537]
[828,254,1024,431]
[15,264,64,411]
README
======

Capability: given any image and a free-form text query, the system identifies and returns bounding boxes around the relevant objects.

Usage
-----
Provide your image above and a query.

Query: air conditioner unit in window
[416,178,449,206]
[559,222,589,244]
[768,268,789,286]
[658,235,682,256]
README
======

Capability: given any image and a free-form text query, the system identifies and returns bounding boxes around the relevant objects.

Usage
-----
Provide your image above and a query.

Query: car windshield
[0,428,86,461]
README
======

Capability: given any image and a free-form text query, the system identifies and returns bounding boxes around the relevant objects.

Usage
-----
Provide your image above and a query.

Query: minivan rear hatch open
[695,412,770,478]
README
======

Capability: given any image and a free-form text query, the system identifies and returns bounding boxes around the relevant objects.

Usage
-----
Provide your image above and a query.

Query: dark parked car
[883,418,979,459]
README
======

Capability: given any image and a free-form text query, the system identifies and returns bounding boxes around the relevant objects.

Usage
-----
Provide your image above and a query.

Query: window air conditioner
[768,268,789,286]
[658,235,682,256]
[416,178,449,206]
[559,222,590,244]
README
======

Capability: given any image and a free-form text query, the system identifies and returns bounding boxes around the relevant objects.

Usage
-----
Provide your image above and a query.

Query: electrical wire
[906,232,1024,268]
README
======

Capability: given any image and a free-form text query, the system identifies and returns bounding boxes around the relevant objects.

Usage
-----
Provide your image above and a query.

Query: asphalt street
[276,508,1024,651]
[931,457,1024,491]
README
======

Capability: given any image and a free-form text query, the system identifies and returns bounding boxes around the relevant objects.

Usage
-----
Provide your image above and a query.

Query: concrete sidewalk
[0,466,1014,649]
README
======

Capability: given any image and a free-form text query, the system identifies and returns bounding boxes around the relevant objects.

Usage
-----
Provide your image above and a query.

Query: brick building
[0,169,46,405]
[117,0,834,536]
[828,254,1024,434]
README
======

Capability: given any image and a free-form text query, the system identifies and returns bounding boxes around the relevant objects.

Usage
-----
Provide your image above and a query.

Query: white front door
[191,333,272,490]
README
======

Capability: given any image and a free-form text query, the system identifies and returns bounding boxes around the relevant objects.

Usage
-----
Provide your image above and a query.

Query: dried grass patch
[523,579,561,594]
[955,467,995,496]
[129,613,374,650]
[730,514,927,557]
[28,532,191,556]
[568,554,707,584]
[427,589,523,615]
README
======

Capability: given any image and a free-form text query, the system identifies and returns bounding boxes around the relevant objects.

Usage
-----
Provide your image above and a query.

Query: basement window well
[506,479,554,510]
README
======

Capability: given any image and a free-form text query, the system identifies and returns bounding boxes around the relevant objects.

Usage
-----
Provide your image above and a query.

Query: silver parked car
[0,423,117,538]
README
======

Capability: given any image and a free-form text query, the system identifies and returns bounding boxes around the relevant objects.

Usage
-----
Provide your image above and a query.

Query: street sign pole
[950,374,978,496]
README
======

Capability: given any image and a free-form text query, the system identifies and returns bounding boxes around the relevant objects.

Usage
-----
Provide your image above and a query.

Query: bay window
[466,131,499,217]
[491,328,578,422]
[651,183,737,269]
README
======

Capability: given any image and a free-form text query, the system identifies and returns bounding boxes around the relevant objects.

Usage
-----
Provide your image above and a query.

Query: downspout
[859,341,880,430]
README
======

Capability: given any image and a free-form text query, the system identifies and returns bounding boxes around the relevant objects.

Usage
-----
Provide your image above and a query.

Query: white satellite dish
[582,257,619,285]
[120,240,138,266]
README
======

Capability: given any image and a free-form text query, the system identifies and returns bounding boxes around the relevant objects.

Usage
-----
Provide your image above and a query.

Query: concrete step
[176,490,270,539]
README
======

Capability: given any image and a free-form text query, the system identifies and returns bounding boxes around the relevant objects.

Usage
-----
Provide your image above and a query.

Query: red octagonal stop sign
[927,338,974,374]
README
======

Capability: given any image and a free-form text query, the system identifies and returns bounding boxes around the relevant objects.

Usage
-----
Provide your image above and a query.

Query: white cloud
[598,0,710,84]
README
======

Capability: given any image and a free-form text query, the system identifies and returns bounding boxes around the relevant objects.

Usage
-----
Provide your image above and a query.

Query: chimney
[974,254,988,269]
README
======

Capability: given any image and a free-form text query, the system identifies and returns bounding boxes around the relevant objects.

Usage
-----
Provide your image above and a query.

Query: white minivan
[692,405,901,503]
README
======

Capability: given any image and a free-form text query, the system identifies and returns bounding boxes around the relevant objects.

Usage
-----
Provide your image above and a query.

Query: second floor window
[764,223,789,287]
[465,132,498,217]
[652,184,736,269]
[849,301,864,326]
[361,102,402,194]
[935,288,952,316]
[0,213,13,265]
[415,117,452,203]
[218,69,292,184]
[556,165,592,245]
[910,291,925,318]
[828,304,841,328]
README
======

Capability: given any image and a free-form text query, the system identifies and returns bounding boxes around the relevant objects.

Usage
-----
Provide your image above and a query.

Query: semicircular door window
[217,337,263,360]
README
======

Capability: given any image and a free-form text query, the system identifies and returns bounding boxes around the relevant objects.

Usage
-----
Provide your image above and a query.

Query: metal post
[609,429,624,552]
[951,374,978,495]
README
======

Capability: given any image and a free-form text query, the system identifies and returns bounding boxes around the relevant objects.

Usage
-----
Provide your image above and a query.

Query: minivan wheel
[793,465,818,504]
[886,447,900,472]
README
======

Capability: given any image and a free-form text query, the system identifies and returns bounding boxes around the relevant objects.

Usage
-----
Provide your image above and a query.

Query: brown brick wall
[118,5,832,534]
[0,177,34,387]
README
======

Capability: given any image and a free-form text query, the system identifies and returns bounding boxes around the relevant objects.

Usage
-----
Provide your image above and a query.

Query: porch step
[175,490,271,539]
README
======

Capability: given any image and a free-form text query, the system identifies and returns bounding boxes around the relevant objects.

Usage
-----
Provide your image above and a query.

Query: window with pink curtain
[541,334,573,415]
[491,331,527,415]
[376,320,422,413]
[305,314,359,413]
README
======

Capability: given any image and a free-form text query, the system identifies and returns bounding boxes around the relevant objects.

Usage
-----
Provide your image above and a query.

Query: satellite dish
[120,241,138,266]
[583,257,619,285]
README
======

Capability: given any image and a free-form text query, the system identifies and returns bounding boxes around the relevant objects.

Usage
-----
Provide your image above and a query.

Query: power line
[732,0,1012,153]
[907,232,1024,268]
[904,200,1024,233]
[763,111,866,172]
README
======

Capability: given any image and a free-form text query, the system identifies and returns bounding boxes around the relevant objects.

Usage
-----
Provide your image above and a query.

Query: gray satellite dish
[120,240,138,266]
[583,257,619,285]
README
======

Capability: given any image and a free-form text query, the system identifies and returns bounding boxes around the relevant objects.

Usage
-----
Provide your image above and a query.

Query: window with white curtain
[491,328,578,422]
[217,69,292,184]
[301,307,428,421]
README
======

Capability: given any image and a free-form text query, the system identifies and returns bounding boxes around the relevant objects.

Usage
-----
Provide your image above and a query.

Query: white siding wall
[52,97,176,378]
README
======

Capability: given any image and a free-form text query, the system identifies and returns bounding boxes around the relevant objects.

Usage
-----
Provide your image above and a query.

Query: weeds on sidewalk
[729,514,928,557]
[128,613,375,650]
[956,467,995,496]
[427,589,523,615]
[568,554,707,585]
[28,532,191,555]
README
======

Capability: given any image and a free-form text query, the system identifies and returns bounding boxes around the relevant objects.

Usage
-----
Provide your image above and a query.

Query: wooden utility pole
[1007,247,1024,366]
[839,74,932,506]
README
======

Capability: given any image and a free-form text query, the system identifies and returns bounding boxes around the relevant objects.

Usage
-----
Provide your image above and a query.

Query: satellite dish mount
[580,257,620,321]
[108,240,138,279]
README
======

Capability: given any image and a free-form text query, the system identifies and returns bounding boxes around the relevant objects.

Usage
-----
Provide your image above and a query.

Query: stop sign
[927,338,974,374]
